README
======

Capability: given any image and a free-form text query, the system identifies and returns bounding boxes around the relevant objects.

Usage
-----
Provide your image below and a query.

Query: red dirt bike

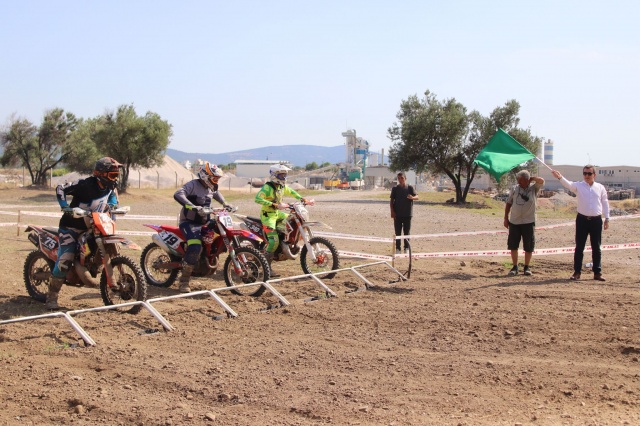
[234,200,340,283]
[23,206,147,314]
[139,206,270,296]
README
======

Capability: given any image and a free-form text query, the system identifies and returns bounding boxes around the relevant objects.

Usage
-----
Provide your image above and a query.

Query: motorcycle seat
[246,216,261,223]
[43,226,59,235]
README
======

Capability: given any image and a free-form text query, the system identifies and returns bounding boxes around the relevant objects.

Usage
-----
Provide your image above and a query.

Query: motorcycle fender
[102,237,142,250]
[151,233,181,256]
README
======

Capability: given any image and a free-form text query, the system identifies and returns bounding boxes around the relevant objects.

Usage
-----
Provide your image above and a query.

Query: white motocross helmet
[198,162,224,189]
[269,164,291,186]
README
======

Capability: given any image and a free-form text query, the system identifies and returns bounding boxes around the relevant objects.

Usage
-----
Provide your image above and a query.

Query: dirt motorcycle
[139,206,270,297]
[234,200,340,279]
[23,206,147,314]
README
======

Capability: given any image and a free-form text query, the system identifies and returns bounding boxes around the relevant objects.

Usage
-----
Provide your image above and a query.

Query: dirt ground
[0,187,639,426]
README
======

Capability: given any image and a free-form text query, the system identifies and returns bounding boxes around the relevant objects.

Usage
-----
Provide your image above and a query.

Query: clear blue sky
[2,0,638,167]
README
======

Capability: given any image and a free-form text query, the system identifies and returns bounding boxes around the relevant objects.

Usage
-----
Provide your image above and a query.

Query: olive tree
[92,104,172,191]
[1,109,79,186]
[388,91,542,203]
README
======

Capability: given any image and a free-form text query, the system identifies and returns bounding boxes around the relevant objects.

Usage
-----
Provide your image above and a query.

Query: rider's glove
[61,206,74,216]
[223,204,234,212]
[193,206,208,217]
[300,198,308,204]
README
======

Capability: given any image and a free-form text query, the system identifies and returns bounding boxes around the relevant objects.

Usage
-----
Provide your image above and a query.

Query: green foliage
[92,104,172,191]
[1,109,79,186]
[305,161,318,171]
[52,168,69,177]
[62,118,101,173]
[218,163,236,172]
[320,162,331,168]
[388,91,543,204]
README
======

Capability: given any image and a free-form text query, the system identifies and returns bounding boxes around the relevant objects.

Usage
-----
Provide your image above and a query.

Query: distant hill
[166,145,347,167]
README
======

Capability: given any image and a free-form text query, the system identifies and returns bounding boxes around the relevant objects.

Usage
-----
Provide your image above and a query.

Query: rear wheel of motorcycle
[300,237,340,279]
[140,242,179,287]
[223,246,269,297]
[23,250,55,302]
[100,255,147,314]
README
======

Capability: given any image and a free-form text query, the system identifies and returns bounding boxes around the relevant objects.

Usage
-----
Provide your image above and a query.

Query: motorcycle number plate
[41,235,57,250]
[248,222,261,234]
[219,215,233,228]
[159,230,181,249]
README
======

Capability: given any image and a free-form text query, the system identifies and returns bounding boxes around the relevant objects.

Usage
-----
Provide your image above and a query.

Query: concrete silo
[544,139,554,165]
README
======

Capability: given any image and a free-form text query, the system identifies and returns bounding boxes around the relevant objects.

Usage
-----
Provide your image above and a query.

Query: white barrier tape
[410,242,640,259]
[316,231,393,243]
[337,250,392,261]
[18,211,61,218]
[399,218,624,240]
[120,214,175,221]
[328,214,640,242]
[118,230,156,236]
[15,210,176,221]
[0,223,156,235]
[1,204,59,208]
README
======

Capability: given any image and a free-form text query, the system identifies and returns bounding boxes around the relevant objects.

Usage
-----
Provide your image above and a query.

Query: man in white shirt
[551,165,610,281]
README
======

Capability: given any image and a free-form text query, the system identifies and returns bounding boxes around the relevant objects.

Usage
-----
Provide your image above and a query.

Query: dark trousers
[394,217,412,250]
[574,214,603,274]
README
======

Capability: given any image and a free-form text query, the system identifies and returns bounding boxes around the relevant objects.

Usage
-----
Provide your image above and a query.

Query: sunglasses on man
[583,172,594,176]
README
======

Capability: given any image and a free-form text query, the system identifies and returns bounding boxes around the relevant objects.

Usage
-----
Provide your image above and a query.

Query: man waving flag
[474,129,536,181]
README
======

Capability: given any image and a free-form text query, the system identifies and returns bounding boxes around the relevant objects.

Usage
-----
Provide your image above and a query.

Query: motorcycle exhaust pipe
[280,242,298,261]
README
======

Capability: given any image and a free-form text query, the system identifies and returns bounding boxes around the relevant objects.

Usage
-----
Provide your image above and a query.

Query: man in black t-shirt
[390,172,419,253]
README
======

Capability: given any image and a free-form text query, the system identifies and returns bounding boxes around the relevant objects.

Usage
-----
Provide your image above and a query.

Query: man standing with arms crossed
[390,172,418,254]
[552,165,609,281]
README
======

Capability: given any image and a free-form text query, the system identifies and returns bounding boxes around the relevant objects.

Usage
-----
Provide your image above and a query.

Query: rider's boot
[265,252,280,278]
[45,276,65,310]
[178,264,194,293]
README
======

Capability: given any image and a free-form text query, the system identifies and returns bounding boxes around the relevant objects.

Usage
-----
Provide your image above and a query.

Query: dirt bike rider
[174,162,233,293]
[254,164,313,277]
[46,157,122,310]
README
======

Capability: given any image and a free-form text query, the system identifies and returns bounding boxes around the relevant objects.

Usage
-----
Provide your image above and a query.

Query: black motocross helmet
[93,157,122,190]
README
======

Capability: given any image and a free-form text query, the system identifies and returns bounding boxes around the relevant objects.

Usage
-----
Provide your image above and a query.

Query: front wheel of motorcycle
[23,250,55,302]
[223,246,269,297]
[300,237,340,279]
[100,255,148,314]
[140,242,180,287]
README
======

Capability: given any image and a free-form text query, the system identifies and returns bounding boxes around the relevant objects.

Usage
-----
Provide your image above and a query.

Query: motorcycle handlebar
[201,205,238,215]
[71,206,130,218]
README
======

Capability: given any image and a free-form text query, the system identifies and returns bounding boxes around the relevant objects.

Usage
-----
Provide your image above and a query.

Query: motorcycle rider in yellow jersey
[254,164,312,276]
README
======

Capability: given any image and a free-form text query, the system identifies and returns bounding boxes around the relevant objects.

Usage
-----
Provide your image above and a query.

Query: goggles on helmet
[105,171,120,181]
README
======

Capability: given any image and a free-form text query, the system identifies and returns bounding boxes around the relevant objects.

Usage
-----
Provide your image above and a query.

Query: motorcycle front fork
[298,226,318,262]
[96,239,116,288]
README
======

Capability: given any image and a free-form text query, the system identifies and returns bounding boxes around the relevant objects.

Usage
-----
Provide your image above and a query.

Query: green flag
[474,129,535,181]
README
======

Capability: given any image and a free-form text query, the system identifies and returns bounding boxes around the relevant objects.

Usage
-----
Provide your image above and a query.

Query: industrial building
[234,160,293,179]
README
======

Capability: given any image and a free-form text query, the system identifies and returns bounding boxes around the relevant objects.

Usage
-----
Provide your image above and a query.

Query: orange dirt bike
[234,200,340,282]
[139,206,270,296]
[23,206,147,314]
